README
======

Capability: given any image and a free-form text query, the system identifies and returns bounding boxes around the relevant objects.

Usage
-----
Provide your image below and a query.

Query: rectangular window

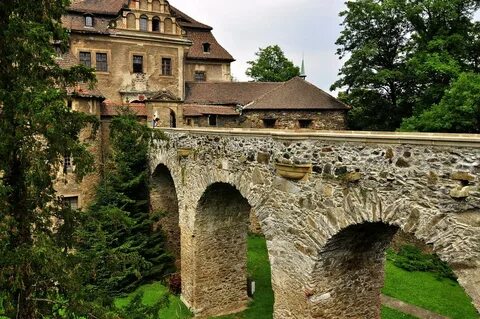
[299,119,313,129]
[194,71,206,82]
[63,196,79,210]
[162,58,172,75]
[79,51,91,67]
[208,115,217,127]
[263,119,276,128]
[133,55,143,73]
[96,53,108,72]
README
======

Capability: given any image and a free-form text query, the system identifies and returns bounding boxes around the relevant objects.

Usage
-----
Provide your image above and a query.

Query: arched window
[164,18,173,34]
[126,13,136,29]
[170,110,176,128]
[152,17,160,32]
[152,0,161,11]
[140,15,148,31]
[85,15,93,27]
[139,0,148,10]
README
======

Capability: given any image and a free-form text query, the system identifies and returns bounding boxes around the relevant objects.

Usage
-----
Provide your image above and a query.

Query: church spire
[300,54,306,80]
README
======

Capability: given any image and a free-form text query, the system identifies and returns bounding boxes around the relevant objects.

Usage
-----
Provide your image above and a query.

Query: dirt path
[381,294,450,319]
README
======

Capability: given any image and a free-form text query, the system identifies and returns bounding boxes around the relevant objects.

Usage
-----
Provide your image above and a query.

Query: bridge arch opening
[183,182,270,317]
[308,221,478,318]
[150,164,180,265]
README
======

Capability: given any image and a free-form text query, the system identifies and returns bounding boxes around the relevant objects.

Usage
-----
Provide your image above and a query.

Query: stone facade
[54,97,102,210]
[149,128,480,319]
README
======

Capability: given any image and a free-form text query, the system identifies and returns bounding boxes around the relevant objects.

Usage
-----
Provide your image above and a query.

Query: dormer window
[85,15,93,27]
[202,43,211,53]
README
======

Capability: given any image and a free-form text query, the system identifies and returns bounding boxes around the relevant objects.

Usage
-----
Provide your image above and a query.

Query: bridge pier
[181,183,251,318]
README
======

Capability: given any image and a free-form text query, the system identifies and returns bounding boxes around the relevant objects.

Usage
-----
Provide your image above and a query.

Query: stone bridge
[149,128,480,319]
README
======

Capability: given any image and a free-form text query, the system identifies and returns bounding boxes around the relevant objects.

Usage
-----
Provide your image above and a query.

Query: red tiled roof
[101,100,147,116]
[185,82,282,105]
[67,83,104,99]
[68,0,126,15]
[185,30,234,62]
[170,6,212,30]
[244,77,350,111]
[183,105,239,117]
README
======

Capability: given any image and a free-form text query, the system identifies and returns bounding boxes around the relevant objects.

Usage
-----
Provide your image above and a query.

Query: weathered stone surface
[452,171,475,183]
[149,129,480,319]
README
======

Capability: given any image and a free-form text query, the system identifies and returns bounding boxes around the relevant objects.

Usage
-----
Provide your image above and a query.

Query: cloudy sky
[172,1,347,93]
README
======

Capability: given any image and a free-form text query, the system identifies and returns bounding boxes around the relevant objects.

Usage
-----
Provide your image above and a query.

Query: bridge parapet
[150,127,480,318]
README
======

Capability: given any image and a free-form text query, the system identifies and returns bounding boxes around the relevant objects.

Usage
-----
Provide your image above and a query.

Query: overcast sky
[172,1,347,93]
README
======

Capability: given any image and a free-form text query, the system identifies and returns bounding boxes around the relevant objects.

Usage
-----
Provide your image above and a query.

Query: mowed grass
[212,235,274,319]
[383,261,479,319]
[381,306,417,319]
[115,282,192,319]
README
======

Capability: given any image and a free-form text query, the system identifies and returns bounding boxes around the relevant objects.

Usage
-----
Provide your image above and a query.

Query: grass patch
[115,282,192,319]
[381,306,418,319]
[383,260,478,319]
[212,235,274,319]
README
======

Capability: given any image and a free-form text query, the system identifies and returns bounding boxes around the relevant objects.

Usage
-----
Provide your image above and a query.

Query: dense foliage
[75,112,173,302]
[246,45,300,82]
[0,0,98,317]
[387,245,456,280]
[332,0,480,132]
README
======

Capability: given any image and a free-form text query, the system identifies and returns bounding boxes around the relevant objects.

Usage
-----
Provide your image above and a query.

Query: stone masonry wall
[149,128,480,319]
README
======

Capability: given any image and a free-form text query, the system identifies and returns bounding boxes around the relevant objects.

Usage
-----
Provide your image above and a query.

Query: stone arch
[126,13,136,29]
[152,0,161,11]
[150,164,180,265]
[164,18,173,34]
[182,182,254,317]
[301,188,480,318]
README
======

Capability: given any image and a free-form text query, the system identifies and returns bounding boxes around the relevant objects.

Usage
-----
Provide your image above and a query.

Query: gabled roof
[101,100,147,117]
[185,78,350,111]
[183,105,239,117]
[170,6,212,30]
[244,77,351,110]
[185,30,234,62]
[185,82,282,105]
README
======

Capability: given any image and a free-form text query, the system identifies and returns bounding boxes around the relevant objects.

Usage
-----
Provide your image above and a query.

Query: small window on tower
[152,17,160,32]
[194,71,206,82]
[79,51,91,67]
[63,196,79,211]
[140,15,148,31]
[162,58,172,75]
[96,53,108,72]
[202,43,211,53]
[133,55,143,73]
[85,15,93,27]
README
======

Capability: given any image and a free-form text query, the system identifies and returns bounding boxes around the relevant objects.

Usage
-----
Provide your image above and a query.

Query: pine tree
[76,111,173,299]
[0,0,98,317]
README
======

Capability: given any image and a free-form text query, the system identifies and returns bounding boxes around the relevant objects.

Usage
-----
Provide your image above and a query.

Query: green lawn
[115,282,192,319]
[383,261,479,319]
[381,306,417,319]
[213,235,274,319]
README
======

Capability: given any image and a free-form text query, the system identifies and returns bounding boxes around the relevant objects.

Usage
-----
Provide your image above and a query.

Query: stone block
[451,172,475,183]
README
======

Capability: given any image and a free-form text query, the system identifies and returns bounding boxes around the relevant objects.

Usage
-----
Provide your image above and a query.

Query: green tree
[75,112,173,301]
[0,0,98,317]
[333,0,480,132]
[246,45,300,82]
[401,72,480,132]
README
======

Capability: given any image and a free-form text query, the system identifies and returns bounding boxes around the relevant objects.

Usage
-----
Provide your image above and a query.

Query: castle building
[57,0,349,209]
